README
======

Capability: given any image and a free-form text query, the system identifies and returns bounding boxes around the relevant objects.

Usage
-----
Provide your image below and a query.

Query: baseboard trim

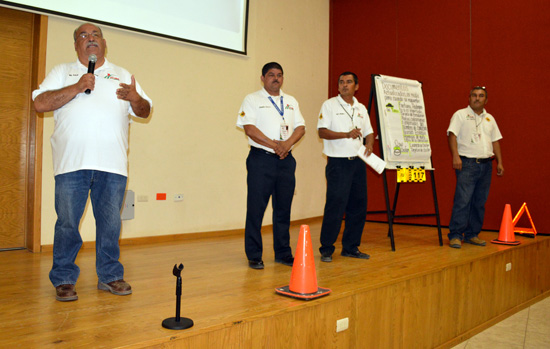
[40,216,323,252]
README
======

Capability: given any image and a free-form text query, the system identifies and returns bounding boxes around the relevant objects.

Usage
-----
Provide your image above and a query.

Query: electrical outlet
[506,263,512,272]
[174,194,184,202]
[336,318,349,332]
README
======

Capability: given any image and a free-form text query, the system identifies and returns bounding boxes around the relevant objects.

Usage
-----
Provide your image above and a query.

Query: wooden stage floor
[1,218,548,348]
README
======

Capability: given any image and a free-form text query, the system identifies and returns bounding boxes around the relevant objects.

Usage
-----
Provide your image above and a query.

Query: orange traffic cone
[491,204,520,245]
[275,225,331,300]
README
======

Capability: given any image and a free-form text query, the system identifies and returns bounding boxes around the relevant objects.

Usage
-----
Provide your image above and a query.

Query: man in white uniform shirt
[447,86,504,249]
[33,23,152,301]
[236,62,306,269]
[317,72,374,262]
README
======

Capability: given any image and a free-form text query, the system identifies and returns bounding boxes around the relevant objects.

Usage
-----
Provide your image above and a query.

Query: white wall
[40,0,330,244]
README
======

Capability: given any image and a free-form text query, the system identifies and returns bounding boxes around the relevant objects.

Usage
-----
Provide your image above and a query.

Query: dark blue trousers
[244,147,296,260]
[319,157,367,256]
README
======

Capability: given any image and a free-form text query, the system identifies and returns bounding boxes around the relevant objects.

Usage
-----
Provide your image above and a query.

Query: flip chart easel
[367,74,443,251]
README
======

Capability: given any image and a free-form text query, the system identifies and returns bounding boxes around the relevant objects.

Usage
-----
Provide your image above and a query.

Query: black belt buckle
[347,156,357,160]
[251,146,290,158]
[252,146,275,157]
[475,158,491,164]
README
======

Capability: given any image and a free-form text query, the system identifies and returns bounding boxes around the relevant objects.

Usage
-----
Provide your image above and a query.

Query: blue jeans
[448,158,492,241]
[50,170,127,287]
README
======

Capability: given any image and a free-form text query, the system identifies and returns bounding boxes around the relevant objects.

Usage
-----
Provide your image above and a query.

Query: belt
[328,156,358,161]
[251,146,291,157]
[461,156,493,164]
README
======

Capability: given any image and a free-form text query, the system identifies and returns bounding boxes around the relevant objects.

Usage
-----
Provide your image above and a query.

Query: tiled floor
[452,296,550,348]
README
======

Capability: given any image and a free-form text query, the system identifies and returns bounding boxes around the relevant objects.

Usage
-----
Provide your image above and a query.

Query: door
[0,6,43,250]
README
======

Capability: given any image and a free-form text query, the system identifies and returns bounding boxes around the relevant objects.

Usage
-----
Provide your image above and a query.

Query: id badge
[471,132,481,144]
[280,123,290,141]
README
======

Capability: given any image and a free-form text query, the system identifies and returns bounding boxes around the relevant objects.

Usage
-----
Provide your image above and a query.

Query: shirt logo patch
[486,117,490,122]
[285,104,294,111]
[319,113,323,119]
[240,111,245,117]
[466,114,475,120]
[104,73,120,81]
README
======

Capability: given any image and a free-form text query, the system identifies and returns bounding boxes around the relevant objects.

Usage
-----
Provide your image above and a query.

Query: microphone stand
[162,263,194,330]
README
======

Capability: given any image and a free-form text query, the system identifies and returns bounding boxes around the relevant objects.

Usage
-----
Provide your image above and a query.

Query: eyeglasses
[78,32,102,40]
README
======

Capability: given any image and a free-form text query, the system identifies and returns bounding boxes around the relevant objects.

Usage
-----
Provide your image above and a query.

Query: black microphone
[85,54,97,95]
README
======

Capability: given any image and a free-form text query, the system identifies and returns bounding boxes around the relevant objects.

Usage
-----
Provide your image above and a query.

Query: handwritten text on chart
[381,82,431,157]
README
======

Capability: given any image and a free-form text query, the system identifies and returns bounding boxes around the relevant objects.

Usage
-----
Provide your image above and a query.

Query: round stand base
[162,317,194,330]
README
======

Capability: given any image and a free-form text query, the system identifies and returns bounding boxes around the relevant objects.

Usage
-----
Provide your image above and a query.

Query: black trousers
[244,147,296,260]
[319,157,367,256]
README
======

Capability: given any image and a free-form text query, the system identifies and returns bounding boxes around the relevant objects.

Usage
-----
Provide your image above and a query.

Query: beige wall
[40,0,330,244]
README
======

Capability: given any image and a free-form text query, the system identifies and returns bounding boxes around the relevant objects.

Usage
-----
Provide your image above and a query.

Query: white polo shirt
[317,95,374,157]
[32,59,152,177]
[236,88,305,153]
[447,106,502,158]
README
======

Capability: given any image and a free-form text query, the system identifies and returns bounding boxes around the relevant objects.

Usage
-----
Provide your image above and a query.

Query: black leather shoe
[248,259,264,269]
[274,255,294,266]
[341,250,370,260]
[321,253,332,262]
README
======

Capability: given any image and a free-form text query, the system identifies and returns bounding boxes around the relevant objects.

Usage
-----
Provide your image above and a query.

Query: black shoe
[341,250,370,260]
[321,253,332,262]
[248,259,264,269]
[274,255,294,266]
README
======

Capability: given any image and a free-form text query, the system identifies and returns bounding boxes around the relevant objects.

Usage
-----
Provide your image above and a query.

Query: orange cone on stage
[276,225,331,300]
[491,204,520,245]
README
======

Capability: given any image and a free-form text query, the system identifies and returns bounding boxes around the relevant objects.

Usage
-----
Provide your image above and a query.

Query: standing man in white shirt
[236,62,306,269]
[317,72,374,262]
[33,23,152,301]
[447,86,504,249]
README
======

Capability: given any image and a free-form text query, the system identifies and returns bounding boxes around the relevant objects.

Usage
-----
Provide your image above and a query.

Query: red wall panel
[329,0,549,234]
[470,0,550,232]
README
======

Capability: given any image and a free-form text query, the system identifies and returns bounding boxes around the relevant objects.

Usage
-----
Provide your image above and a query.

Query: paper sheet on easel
[357,145,386,174]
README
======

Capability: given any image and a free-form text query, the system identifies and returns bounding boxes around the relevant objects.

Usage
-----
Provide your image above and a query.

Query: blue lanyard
[268,96,285,120]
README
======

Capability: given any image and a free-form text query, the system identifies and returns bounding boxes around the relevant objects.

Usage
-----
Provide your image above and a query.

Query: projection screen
[0,0,249,54]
